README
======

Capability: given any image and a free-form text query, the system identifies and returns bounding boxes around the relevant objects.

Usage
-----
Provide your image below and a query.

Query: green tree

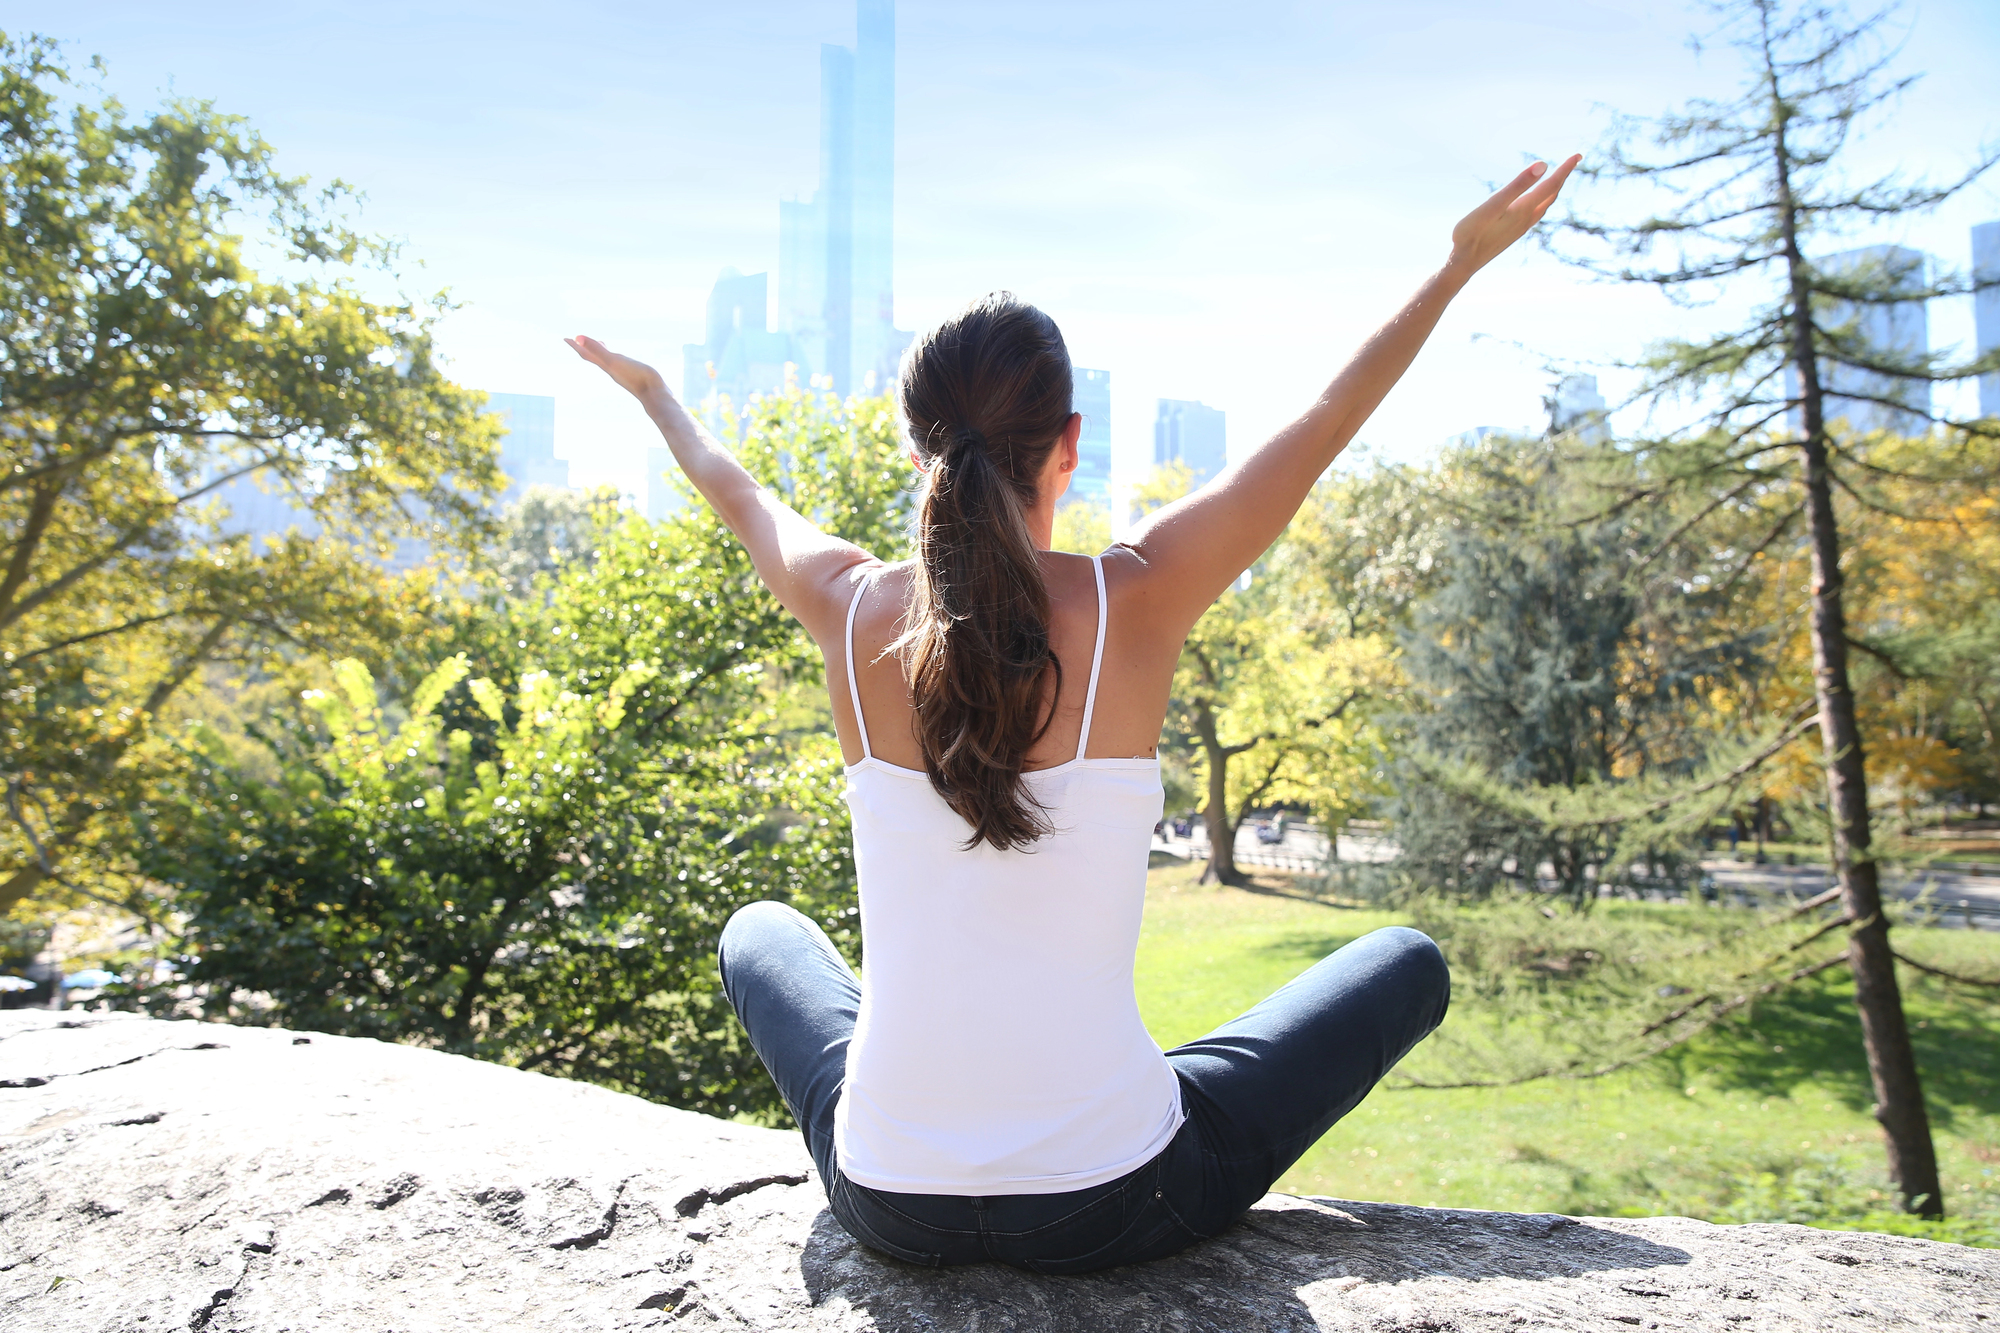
[1550,0,1999,1214]
[0,35,502,919]
[1173,585,1388,883]
[491,484,622,593]
[1384,438,1761,909]
[1133,465,1393,883]
[1049,498,1112,556]
[149,385,911,1118]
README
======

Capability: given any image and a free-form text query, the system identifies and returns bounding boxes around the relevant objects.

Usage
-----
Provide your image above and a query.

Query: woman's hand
[565,335,670,405]
[1446,154,1580,279]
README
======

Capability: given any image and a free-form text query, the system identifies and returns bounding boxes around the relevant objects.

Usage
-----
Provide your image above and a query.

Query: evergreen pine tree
[1549,0,2000,1216]
[1388,439,1757,909]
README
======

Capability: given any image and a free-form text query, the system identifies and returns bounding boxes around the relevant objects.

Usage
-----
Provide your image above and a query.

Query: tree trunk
[1778,115,1943,1218]
[1192,704,1244,886]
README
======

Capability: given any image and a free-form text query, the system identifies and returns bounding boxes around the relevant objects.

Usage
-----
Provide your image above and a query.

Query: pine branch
[1891,950,2000,988]
[1390,953,1853,1090]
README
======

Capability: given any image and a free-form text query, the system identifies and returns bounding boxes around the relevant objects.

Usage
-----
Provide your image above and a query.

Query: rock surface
[3,1012,1995,1332]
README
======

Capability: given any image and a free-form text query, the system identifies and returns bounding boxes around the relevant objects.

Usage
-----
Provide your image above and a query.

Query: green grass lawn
[1133,861,2000,1243]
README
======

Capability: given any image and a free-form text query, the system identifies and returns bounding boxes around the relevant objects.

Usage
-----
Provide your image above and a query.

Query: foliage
[1171,579,1392,876]
[1386,891,1854,1088]
[1049,498,1112,557]
[1381,436,1762,908]
[490,485,622,594]
[1129,461,1195,520]
[0,34,503,920]
[146,386,912,1120]
[1131,465,1394,882]
[1777,435,2000,826]
[1549,0,1999,1213]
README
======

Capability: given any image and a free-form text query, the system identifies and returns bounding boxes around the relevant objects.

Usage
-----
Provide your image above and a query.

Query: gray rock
[1,1011,1993,1332]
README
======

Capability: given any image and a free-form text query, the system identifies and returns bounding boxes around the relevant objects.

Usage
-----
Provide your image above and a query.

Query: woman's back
[836,557,1179,1192]
[835,552,1169,773]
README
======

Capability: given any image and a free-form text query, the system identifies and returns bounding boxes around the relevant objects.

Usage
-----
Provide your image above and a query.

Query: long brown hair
[893,293,1075,851]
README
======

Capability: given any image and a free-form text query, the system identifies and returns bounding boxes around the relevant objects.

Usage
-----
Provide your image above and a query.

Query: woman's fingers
[1517,154,1581,216]
[1494,159,1552,209]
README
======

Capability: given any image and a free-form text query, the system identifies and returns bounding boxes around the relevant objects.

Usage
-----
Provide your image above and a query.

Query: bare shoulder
[1099,541,1189,647]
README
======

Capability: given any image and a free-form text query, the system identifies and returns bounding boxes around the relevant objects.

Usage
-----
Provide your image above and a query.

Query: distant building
[206,392,560,573]
[1975,221,2000,420]
[1069,368,1111,506]
[1800,245,1932,437]
[1548,374,1609,444]
[206,462,317,551]
[646,446,684,522]
[1154,399,1226,486]
[776,0,909,396]
[681,270,796,419]
[1446,425,1509,450]
[486,393,567,503]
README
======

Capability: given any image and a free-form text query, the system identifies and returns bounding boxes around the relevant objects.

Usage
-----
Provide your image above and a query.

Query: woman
[568,155,1577,1272]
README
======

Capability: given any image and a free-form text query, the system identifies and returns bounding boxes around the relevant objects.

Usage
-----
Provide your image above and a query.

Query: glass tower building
[1975,221,2000,420]
[1796,245,1932,437]
[777,0,909,395]
[1069,368,1112,505]
[486,393,567,503]
[681,269,798,419]
[1154,399,1227,486]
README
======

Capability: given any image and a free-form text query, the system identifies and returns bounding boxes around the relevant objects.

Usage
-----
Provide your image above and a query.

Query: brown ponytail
[894,293,1075,851]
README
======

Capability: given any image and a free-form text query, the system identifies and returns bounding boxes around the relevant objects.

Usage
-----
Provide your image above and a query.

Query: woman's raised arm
[1117,156,1580,633]
[563,337,874,642]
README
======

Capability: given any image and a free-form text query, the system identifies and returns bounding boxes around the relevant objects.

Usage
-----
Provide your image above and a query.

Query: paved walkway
[1156,825,2000,930]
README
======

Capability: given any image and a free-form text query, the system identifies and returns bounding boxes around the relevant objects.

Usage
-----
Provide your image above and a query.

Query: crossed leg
[718,901,1451,1259]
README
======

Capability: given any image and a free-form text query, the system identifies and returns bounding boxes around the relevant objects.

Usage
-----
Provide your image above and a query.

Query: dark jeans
[716,900,1449,1274]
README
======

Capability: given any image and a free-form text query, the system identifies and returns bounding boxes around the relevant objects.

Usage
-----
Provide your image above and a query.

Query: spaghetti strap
[844,570,874,761]
[1076,555,1108,762]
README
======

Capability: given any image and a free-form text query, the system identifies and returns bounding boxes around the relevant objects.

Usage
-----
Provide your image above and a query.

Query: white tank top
[832,555,1183,1195]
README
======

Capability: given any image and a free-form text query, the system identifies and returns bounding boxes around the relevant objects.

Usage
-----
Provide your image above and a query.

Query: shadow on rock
[799,1195,1693,1333]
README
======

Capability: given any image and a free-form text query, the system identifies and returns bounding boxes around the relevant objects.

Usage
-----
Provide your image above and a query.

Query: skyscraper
[486,393,568,503]
[1804,245,1932,437]
[1069,368,1111,506]
[1548,374,1610,444]
[1975,221,2000,420]
[680,269,796,416]
[777,0,909,395]
[1154,400,1227,486]
[209,391,564,569]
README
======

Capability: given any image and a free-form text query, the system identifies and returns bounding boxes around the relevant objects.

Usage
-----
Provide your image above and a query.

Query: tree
[1385,437,1761,909]
[0,35,502,920]
[1550,0,1999,1215]
[1049,498,1112,557]
[1133,466,1393,884]
[149,384,911,1119]
[491,485,622,593]
[1172,587,1387,884]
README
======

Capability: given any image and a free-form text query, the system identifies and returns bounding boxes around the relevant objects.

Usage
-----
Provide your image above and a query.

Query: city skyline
[17,0,1998,505]
[1975,222,2000,419]
[1802,245,1935,438]
[1154,400,1227,489]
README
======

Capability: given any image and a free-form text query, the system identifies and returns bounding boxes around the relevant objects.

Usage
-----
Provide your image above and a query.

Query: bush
[144,386,910,1121]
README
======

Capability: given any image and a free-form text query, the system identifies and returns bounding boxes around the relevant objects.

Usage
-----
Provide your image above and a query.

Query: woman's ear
[1060,412,1082,473]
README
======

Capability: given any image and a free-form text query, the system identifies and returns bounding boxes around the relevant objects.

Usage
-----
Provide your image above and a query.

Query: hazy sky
[14,0,2000,499]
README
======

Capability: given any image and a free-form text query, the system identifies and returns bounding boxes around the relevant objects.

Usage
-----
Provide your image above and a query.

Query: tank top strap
[844,569,874,761]
[1075,554,1108,762]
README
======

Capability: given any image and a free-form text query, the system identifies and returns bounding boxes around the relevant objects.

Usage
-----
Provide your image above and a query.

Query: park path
[1153,824,2000,930]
